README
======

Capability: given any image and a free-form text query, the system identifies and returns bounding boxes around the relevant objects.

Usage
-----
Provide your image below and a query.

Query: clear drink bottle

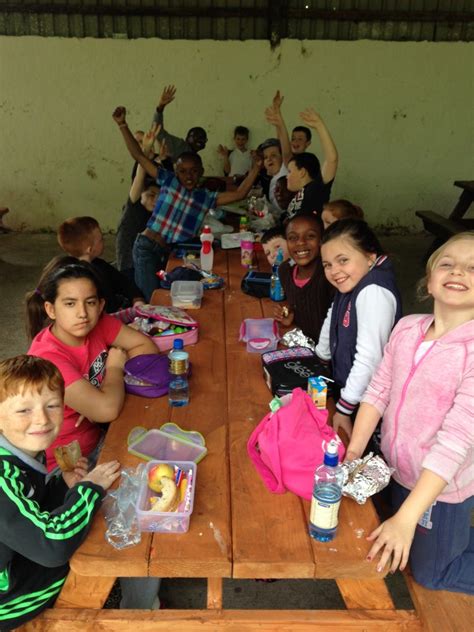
[309,440,343,542]
[270,247,285,302]
[168,339,189,407]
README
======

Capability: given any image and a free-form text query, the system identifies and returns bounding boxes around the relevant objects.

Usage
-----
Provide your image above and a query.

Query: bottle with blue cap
[168,338,189,407]
[270,247,285,302]
[309,439,343,541]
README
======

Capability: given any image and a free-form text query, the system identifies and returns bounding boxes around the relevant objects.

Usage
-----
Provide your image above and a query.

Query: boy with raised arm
[152,84,208,163]
[0,355,120,630]
[113,106,262,301]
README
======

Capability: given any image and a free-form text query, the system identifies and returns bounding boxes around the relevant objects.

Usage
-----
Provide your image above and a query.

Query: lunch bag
[261,347,332,396]
[247,388,345,500]
[241,270,271,298]
[114,304,199,351]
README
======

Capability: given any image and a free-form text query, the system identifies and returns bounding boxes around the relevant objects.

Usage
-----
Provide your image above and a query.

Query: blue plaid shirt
[147,168,218,243]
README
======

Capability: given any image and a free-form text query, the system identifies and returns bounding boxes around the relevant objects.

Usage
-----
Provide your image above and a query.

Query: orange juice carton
[307,376,328,409]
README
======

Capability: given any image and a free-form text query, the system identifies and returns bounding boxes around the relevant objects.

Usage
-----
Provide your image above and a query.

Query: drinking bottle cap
[173,339,184,350]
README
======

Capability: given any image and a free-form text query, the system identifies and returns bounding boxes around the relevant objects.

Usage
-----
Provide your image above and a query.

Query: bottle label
[309,496,341,530]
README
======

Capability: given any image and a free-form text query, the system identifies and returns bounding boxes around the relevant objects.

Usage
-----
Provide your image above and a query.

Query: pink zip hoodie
[362,314,474,504]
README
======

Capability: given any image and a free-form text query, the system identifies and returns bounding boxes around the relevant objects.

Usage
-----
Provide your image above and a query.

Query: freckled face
[0,387,63,457]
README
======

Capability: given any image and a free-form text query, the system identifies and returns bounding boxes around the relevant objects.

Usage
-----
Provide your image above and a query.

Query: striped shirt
[147,168,218,243]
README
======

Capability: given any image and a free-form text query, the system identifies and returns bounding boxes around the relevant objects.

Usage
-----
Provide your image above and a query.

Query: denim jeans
[392,481,474,594]
[132,233,169,302]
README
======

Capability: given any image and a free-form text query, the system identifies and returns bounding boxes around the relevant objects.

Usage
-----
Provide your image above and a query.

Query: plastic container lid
[127,422,207,463]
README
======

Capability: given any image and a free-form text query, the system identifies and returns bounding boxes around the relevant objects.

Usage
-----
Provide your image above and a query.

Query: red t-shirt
[28,314,122,470]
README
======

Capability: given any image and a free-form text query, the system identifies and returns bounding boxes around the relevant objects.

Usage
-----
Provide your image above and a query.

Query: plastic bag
[102,464,146,550]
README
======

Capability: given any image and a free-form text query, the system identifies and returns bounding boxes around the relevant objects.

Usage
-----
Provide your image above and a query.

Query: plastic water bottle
[309,440,343,542]
[200,225,214,272]
[168,339,189,407]
[270,247,285,302]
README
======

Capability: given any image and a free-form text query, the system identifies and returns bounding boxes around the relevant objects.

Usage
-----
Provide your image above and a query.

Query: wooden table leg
[55,571,116,609]
[206,577,223,609]
[337,578,395,610]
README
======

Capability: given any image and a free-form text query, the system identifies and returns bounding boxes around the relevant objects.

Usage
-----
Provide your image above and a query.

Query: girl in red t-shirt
[26,255,158,470]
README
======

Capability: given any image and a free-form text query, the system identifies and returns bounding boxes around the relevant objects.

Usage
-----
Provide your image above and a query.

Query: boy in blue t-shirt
[113,106,261,301]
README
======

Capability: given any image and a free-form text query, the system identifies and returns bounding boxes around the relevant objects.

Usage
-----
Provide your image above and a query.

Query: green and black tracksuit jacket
[0,436,104,630]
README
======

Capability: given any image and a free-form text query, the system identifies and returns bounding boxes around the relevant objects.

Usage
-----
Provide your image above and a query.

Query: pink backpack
[247,388,345,500]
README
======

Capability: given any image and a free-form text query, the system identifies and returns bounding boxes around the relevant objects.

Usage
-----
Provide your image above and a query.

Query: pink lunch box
[114,304,199,351]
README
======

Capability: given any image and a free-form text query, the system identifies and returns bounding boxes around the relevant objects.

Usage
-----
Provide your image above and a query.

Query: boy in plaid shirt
[113,106,261,301]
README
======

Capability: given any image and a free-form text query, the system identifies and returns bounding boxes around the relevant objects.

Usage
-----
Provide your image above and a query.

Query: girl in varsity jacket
[0,355,119,629]
[316,219,402,438]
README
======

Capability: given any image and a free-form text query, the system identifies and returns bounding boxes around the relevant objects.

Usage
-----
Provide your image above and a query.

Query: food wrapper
[341,453,393,504]
[281,328,316,351]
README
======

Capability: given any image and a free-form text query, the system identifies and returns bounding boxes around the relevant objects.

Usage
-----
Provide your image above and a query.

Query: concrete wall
[0,37,472,231]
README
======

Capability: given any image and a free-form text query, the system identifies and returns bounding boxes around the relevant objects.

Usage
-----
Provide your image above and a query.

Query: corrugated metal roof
[0,0,472,41]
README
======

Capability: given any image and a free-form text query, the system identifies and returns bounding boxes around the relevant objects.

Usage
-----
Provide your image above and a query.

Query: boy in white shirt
[217,126,252,178]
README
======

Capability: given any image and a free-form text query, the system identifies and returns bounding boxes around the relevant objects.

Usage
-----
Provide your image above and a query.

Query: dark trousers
[132,234,169,302]
[392,481,474,594]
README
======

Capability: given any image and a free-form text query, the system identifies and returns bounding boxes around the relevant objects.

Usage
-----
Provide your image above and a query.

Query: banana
[150,476,180,512]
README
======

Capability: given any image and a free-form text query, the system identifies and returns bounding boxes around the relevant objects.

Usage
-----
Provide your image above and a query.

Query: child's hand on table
[273,304,294,326]
[62,456,89,488]
[366,512,417,574]
[82,460,121,491]
[332,412,353,439]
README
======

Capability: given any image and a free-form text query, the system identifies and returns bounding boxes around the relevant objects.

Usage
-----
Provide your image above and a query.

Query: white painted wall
[0,37,472,231]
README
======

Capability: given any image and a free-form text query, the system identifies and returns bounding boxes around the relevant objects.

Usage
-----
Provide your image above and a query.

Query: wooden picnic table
[416,180,474,258]
[23,248,422,631]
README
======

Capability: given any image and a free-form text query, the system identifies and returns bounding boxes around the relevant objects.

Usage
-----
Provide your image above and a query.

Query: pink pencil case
[114,304,199,351]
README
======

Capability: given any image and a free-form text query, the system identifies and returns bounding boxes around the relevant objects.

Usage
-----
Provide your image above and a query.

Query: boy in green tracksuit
[0,355,120,630]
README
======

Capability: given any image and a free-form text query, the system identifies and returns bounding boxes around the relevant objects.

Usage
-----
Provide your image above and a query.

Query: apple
[148,463,175,492]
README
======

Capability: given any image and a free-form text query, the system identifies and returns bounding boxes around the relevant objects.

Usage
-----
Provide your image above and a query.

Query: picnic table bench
[19,247,472,631]
[416,180,474,257]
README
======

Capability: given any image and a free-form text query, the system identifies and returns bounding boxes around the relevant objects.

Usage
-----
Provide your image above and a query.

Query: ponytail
[25,255,103,341]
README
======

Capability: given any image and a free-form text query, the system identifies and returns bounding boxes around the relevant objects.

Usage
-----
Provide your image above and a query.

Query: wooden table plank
[147,248,231,579]
[226,249,317,579]
[20,608,422,632]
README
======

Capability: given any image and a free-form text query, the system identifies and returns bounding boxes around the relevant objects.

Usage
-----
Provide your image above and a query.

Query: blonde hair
[417,231,474,300]
[0,355,64,403]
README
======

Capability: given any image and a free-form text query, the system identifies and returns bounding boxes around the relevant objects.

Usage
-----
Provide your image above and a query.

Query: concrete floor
[0,229,433,610]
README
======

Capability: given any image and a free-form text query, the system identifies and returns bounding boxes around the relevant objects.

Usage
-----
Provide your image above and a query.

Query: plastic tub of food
[136,460,197,533]
[239,318,280,353]
[171,281,203,309]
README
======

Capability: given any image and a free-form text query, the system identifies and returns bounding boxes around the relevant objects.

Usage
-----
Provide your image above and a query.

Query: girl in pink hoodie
[346,232,474,593]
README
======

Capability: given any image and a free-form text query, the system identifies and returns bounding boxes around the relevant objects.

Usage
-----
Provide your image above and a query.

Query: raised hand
[158,85,176,109]
[112,106,127,126]
[300,107,323,129]
[217,144,229,158]
[143,123,161,157]
[272,90,284,111]
[265,105,282,127]
[82,460,121,491]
